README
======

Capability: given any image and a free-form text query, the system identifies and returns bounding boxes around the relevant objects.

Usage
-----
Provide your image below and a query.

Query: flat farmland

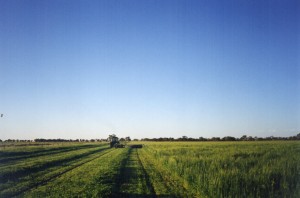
[0,141,299,197]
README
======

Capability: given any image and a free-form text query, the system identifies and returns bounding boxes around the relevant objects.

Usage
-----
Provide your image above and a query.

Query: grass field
[0,141,299,197]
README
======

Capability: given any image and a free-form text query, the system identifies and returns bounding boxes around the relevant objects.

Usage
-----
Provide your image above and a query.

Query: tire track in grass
[138,149,173,197]
[138,147,191,197]
[116,148,156,197]
[136,148,156,197]
[1,148,115,197]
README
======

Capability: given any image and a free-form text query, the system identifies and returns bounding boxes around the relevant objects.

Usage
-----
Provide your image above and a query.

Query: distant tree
[199,137,207,141]
[108,134,118,142]
[108,134,116,141]
[211,137,221,141]
[120,138,125,141]
[133,139,139,141]
[176,136,189,141]
[247,136,255,141]
[125,136,131,141]
[222,136,236,141]
[182,136,188,140]
[240,135,247,141]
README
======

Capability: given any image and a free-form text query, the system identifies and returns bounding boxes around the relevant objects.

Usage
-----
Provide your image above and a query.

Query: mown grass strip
[117,148,155,197]
[0,145,108,183]
[0,145,111,197]
[0,143,101,165]
[8,148,114,197]
[23,148,130,197]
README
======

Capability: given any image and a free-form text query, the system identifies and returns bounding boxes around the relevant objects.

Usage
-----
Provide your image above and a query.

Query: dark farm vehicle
[108,135,141,148]
[109,136,125,148]
[109,136,119,148]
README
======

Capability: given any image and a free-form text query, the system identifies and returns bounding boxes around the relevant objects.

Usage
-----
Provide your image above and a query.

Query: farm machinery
[109,136,125,148]
[108,135,142,148]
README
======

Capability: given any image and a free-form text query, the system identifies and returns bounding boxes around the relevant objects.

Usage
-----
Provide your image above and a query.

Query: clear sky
[0,0,299,140]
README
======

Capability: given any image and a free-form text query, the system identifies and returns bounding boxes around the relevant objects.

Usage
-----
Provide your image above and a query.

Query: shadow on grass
[113,148,158,197]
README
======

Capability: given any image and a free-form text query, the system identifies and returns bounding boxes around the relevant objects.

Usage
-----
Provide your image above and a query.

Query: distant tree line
[141,133,300,142]
[34,138,107,142]
[1,133,299,143]
[0,139,33,143]
[0,139,107,143]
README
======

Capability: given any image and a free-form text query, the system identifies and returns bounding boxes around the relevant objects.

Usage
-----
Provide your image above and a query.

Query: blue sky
[0,0,299,140]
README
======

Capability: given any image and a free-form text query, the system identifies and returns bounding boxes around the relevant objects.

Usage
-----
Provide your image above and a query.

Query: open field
[0,141,299,197]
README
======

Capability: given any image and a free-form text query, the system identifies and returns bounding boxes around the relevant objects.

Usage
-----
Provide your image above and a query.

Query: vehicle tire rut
[116,148,156,197]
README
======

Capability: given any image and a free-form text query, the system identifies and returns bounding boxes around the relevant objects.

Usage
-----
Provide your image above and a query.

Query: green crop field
[0,141,299,197]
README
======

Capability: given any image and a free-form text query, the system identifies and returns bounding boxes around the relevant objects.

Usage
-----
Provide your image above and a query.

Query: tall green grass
[141,141,300,197]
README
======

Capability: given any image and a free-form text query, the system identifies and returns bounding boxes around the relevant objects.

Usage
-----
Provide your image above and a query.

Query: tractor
[109,136,119,148]
[109,135,125,148]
